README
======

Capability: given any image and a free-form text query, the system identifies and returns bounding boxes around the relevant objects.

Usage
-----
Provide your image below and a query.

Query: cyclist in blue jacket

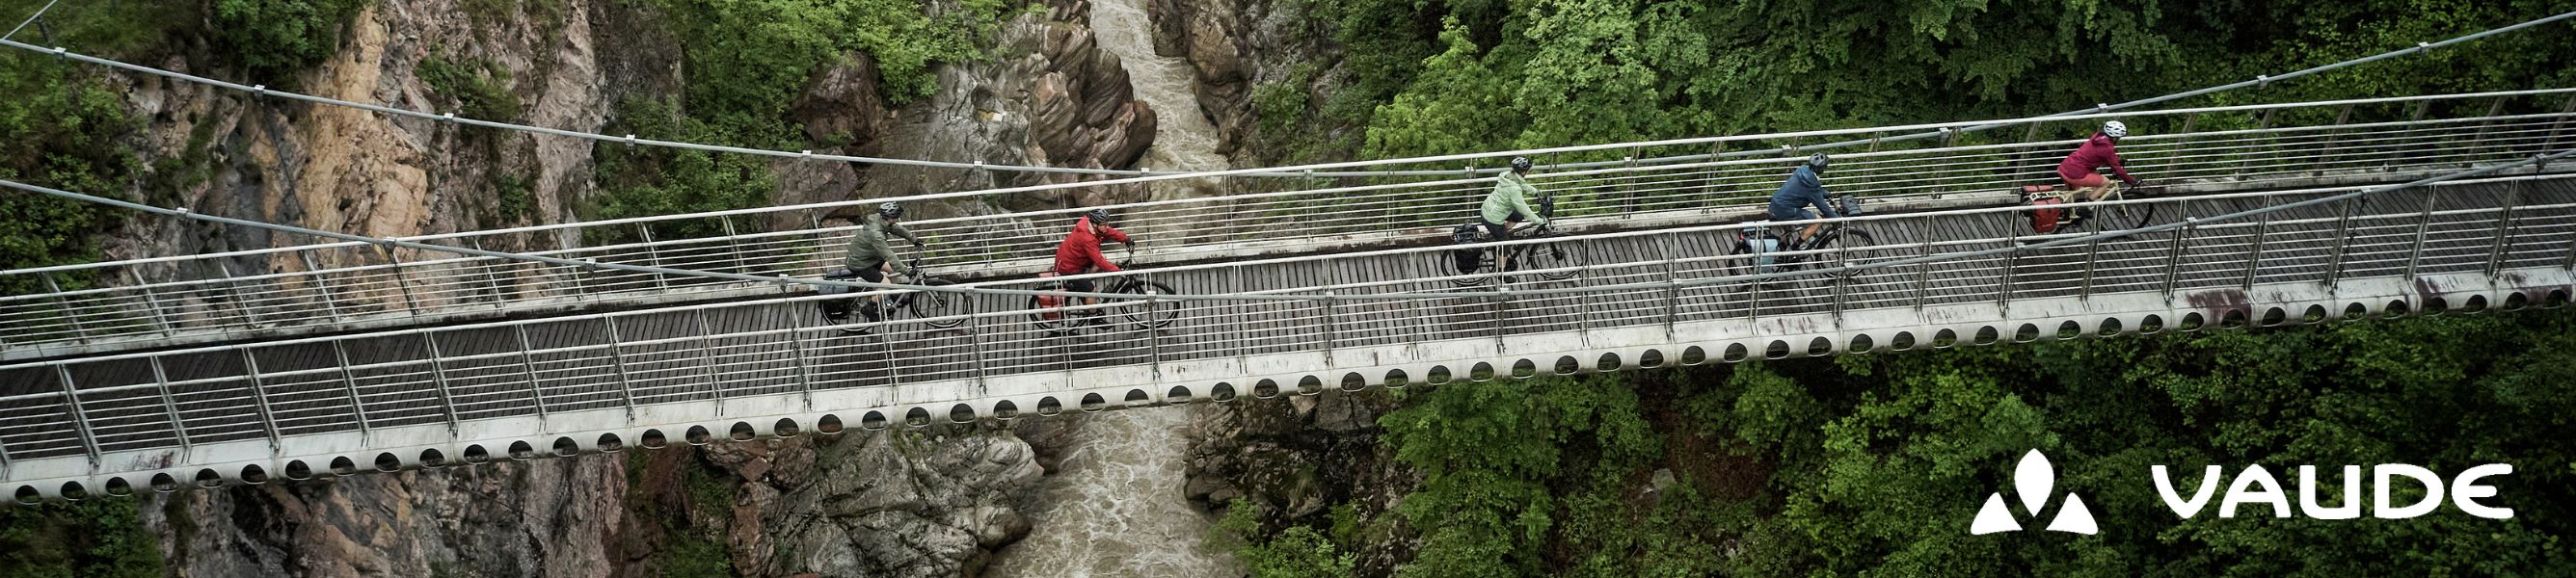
[1767,153,1838,249]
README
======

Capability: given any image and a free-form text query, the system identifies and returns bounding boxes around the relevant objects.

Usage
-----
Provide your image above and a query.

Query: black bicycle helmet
[1509,156,1533,173]
[1807,152,1830,173]
[877,201,904,220]
[1085,208,1112,224]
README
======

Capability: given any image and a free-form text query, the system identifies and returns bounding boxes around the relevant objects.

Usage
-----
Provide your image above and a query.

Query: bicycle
[1439,196,1585,287]
[2021,178,2157,234]
[817,257,970,334]
[1027,250,1182,334]
[1725,196,1878,284]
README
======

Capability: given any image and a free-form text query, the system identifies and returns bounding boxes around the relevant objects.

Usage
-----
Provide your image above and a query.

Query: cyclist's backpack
[1448,223,1485,274]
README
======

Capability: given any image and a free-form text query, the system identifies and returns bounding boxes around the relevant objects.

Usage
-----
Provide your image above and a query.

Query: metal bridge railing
[0,171,2569,489]
[3,90,2572,358]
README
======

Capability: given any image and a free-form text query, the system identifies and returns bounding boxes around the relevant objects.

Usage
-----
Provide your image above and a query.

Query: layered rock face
[150,424,1044,578]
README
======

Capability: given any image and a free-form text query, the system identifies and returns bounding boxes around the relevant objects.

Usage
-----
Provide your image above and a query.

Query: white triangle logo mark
[1970,450,2099,536]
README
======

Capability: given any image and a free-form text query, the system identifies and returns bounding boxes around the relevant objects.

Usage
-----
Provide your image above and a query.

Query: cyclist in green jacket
[1479,156,1547,276]
[834,202,926,328]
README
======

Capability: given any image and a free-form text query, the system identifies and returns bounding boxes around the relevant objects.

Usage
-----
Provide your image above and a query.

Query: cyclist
[1479,156,1548,275]
[829,201,926,330]
[2056,120,2139,223]
[1766,153,1838,249]
[1052,208,1134,320]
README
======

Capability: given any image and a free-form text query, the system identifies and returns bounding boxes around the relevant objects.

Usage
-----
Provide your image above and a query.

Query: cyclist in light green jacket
[1479,156,1547,276]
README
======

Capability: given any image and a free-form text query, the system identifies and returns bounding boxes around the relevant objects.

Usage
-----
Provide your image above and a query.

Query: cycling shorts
[852,266,885,283]
[1768,206,1817,223]
[2063,171,2108,189]
[1063,277,1097,294]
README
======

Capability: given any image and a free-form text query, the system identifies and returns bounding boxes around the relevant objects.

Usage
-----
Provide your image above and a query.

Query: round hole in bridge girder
[773,419,802,437]
[104,477,133,497]
[1724,343,1750,362]
[1511,359,1540,379]
[1081,393,1108,412]
[1124,389,1152,407]
[2260,307,2288,327]
[2139,315,2164,333]
[1341,373,1367,392]
[1167,386,1194,405]
[905,407,934,427]
[1597,353,1623,372]
[2343,302,2369,321]
[2462,295,2488,313]
[2385,300,2411,318]
[200,467,228,486]
[1848,334,1874,354]
[2504,292,2530,310]
[994,401,1023,419]
[1681,346,1707,365]
[1252,378,1281,400]
[552,437,580,458]
[419,449,447,468]
[1297,376,1325,394]
[13,486,38,505]
[2178,312,2205,331]
[2302,304,2329,324]
[1469,363,1497,381]
[2220,309,2247,328]
[1384,370,1409,389]
[1974,327,2000,346]
[862,410,892,430]
[462,445,492,464]
[1933,328,1958,348]
[373,453,403,473]
[728,422,756,441]
[60,482,88,500]
[1552,356,1581,376]
[684,426,713,446]
[150,473,179,493]
[2056,321,2082,340]
[2098,318,2123,337]
[1890,332,1916,351]
[818,414,847,434]
[640,430,669,449]
[238,465,268,486]
[952,404,979,423]
[285,460,314,481]
[1211,383,1240,402]
[1807,337,1833,356]
[2541,289,2566,308]
[333,456,362,474]
[1763,340,1790,359]
[2424,298,2450,315]
[1639,350,1666,368]
[598,434,626,452]
[2014,324,2042,343]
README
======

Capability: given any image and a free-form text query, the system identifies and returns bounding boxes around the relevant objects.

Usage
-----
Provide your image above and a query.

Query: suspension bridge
[1,18,2574,502]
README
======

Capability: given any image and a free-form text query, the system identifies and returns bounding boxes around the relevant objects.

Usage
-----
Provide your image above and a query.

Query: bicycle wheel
[1528,234,1585,281]
[908,278,971,328]
[2098,197,2156,231]
[1115,280,1184,329]
[1812,229,1878,280]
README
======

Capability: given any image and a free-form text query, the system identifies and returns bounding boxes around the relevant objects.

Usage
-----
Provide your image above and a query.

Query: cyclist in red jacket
[1053,208,1134,315]
[2057,120,2139,223]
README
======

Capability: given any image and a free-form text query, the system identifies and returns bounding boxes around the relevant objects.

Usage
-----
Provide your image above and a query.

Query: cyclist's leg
[1485,219,1516,275]
[855,266,888,321]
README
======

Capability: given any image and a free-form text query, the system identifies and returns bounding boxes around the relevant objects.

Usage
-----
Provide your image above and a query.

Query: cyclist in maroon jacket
[1052,208,1134,313]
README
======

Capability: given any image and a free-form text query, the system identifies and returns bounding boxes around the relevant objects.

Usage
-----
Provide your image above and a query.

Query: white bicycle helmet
[2102,120,2129,140]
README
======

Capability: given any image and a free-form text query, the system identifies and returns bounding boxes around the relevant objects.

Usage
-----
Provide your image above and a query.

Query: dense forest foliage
[1221,306,2576,577]
[1253,0,2576,165]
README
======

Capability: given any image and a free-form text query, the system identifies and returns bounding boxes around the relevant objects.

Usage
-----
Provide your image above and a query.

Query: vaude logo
[1972,450,2515,536]
[1971,450,2098,535]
